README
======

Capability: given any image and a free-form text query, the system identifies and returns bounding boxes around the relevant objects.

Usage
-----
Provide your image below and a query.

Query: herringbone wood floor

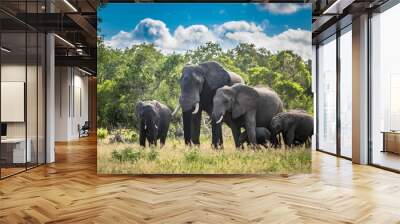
[1,136,400,223]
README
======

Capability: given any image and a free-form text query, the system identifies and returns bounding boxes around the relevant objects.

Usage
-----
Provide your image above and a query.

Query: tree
[97,41,313,133]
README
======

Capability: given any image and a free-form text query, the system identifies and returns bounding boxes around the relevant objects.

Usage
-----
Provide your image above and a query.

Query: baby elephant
[239,127,271,149]
[270,110,313,147]
[136,100,172,147]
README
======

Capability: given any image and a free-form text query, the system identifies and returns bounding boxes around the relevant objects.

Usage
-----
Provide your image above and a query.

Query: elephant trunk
[211,111,224,124]
[182,111,192,145]
[145,119,158,143]
[269,129,280,147]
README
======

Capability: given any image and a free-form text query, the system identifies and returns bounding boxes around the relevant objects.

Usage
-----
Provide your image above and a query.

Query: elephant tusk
[216,115,223,124]
[192,103,199,114]
[172,104,180,116]
[155,125,158,129]
[144,124,147,130]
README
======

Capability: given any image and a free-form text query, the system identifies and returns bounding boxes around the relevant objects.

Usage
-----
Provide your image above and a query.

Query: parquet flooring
[1,136,400,223]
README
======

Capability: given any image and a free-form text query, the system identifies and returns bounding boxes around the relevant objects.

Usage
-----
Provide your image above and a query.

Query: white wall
[55,67,89,141]
[55,66,69,141]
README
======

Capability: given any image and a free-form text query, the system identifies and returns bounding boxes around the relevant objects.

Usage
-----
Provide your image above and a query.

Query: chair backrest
[81,121,90,130]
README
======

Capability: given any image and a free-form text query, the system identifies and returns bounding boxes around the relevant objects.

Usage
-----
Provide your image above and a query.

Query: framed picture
[97,2,312,174]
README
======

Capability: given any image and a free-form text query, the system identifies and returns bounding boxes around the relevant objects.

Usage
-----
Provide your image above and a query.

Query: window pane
[318,36,337,154]
[340,27,352,158]
[1,31,27,177]
[371,4,400,170]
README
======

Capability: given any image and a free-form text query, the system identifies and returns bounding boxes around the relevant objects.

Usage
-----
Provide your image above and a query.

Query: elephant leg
[191,111,202,145]
[139,122,146,147]
[146,135,151,147]
[230,124,241,148]
[182,111,192,145]
[159,126,168,147]
[211,121,223,149]
[159,134,167,148]
[238,131,247,149]
[306,137,312,147]
[270,133,279,148]
[245,115,257,147]
[218,124,223,148]
[139,133,146,147]
[284,127,296,147]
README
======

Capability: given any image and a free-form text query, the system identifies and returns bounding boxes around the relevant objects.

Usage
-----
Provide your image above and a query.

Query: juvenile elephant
[175,61,244,148]
[136,100,172,147]
[270,110,314,147]
[212,84,283,148]
[239,127,271,149]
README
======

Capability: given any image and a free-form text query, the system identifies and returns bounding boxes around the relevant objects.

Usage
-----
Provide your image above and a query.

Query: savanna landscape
[97,41,313,174]
[97,3,313,174]
[97,137,311,174]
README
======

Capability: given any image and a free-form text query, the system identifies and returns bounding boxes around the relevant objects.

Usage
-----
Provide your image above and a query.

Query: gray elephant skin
[177,61,244,147]
[212,84,283,147]
[239,127,271,148]
[270,110,314,146]
[136,100,172,147]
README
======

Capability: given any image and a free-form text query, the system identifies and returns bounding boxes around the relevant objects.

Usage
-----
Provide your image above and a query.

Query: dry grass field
[97,137,311,174]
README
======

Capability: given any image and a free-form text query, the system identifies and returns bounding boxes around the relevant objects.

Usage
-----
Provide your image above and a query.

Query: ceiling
[0,0,98,75]
[311,0,390,43]
[2,0,395,73]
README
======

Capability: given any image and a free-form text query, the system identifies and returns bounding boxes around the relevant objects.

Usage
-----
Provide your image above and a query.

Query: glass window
[371,3,400,171]
[1,30,28,177]
[318,35,337,154]
[0,1,46,179]
[340,26,352,158]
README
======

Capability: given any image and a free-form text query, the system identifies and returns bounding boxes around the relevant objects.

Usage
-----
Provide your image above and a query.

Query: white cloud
[173,25,217,52]
[215,21,262,35]
[258,3,310,15]
[105,31,135,49]
[104,18,311,60]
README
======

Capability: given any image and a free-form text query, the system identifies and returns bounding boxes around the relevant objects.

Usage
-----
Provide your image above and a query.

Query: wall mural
[97,3,313,174]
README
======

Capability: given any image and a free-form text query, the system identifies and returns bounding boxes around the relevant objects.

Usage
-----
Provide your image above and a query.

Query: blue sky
[99,3,312,59]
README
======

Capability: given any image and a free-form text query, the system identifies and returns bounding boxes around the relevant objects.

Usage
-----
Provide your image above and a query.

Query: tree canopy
[97,40,313,132]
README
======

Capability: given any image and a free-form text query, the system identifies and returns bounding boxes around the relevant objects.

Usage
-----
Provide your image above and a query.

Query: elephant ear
[135,101,144,117]
[199,61,231,90]
[232,85,259,119]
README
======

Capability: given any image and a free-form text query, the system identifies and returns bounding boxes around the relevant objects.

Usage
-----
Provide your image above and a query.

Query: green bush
[184,150,200,163]
[122,129,138,143]
[97,128,108,140]
[146,149,158,161]
[111,147,143,163]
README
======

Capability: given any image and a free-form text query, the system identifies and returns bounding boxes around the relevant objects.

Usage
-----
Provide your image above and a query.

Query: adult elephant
[175,61,244,147]
[211,84,283,148]
[136,100,172,147]
[270,110,314,147]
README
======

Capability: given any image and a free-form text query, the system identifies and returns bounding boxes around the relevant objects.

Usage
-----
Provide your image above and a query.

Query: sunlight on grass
[97,138,311,175]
